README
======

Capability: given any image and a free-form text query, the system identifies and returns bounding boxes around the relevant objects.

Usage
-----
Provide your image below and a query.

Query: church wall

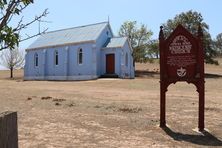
[24,42,97,80]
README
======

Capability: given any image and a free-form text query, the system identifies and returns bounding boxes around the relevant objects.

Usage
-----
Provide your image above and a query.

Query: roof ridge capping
[45,21,109,34]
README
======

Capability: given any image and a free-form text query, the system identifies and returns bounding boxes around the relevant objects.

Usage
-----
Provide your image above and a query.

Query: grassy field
[0,61,222,147]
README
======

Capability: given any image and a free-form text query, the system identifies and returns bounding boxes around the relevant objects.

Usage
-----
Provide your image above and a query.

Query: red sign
[159,24,205,131]
[166,34,197,78]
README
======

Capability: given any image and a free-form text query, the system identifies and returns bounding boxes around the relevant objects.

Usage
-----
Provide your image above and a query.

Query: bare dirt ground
[0,61,222,147]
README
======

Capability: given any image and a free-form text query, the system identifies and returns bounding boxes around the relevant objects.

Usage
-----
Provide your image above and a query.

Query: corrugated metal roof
[27,22,109,50]
[105,37,127,48]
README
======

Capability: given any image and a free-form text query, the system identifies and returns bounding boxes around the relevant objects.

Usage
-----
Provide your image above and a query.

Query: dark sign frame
[159,24,205,131]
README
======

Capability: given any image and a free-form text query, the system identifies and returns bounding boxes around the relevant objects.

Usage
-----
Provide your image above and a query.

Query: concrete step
[100,74,119,78]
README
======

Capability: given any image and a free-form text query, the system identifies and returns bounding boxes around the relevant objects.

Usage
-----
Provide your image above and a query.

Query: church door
[106,54,115,74]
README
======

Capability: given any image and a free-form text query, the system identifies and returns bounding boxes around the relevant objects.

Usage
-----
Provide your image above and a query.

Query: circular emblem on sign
[177,67,186,77]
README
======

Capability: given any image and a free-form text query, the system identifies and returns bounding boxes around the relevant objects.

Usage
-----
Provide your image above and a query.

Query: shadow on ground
[135,70,222,79]
[135,70,159,78]
[162,126,222,146]
[205,73,222,79]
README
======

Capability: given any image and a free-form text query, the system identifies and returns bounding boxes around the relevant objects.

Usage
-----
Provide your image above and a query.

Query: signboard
[167,35,197,79]
[159,24,205,131]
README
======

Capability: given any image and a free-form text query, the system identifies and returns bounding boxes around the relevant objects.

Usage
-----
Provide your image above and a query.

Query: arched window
[125,52,128,67]
[55,50,58,65]
[34,53,38,67]
[78,48,83,64]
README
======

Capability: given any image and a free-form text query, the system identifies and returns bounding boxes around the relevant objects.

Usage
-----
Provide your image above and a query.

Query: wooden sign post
[159,24,205,131]
[0,111,18,148]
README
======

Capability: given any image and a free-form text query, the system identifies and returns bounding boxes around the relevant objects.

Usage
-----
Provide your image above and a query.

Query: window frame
[125,52,128,67]
[55,50,59,66]
[34,53,38,67]
[78,48,83,65]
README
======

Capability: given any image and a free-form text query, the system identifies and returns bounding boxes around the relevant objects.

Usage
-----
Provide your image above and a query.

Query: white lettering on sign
[167,55,196,67]
[169,35,192,54]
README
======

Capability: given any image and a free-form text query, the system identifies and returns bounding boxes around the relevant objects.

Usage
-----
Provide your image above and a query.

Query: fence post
[0,111,18,148]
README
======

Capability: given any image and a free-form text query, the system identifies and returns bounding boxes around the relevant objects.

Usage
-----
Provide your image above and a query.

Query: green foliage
[162,10,218,64]
[204,33,218,64]
[162,10,209,36]
[22,0,33,5]
[119,21,153,63]
[0,26,19,49]
[0,0,47,51]
[0,0,7,9]
[214,33,222,56]
[147,39,159,59]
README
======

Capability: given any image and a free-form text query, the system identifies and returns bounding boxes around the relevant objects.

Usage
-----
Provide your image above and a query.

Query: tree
[119,21,153,63]
[0,0,48,51]
[0,47,24,78]
[214,33,222,56]
[162,10,218,64]
[147,39,159,59]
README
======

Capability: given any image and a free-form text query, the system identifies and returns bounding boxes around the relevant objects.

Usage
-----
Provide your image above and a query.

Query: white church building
[24,22,135,80]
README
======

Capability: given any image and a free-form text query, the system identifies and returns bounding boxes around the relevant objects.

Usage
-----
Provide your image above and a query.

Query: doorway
[106,54,115,74]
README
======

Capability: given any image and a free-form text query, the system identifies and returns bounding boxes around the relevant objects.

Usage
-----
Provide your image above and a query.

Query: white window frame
[55,50,59,66]
[125,52,128,67]
[78,48,83,65]
[34,53,38,67]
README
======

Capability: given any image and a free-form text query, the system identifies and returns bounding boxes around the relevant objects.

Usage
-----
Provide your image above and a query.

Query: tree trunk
[156,53,159,59]
[10,67,13,78]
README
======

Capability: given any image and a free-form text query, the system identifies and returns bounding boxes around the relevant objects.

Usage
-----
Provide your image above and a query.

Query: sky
[17,0,222,49]
[1,0,222,69]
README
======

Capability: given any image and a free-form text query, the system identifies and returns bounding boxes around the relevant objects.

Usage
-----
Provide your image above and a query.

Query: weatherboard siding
[24,22,135,80]
[67,43,95,76]
[121,41,134,78]
[25,43,95,79]
[95,25,113,75]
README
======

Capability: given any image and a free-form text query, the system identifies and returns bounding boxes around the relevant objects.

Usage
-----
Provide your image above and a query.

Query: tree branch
[13,8,48,32]
[19,28,48,42]
[0,0,18,29]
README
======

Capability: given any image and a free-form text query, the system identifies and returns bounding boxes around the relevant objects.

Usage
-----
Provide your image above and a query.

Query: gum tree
[162,10,218,64]
[119,21,153,63]
[0,0,48,51]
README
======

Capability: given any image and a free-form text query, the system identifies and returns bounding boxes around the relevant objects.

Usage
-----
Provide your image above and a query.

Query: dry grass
[0,61,222,147]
